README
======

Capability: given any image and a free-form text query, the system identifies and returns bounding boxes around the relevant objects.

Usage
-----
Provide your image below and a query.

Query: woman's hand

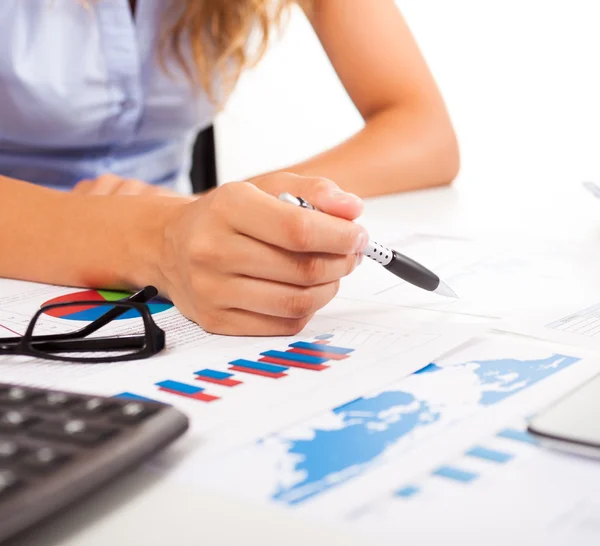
[155,173,367,336]
[73,173,181,197]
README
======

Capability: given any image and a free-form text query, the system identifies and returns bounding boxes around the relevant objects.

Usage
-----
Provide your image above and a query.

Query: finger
[85,174,125,195]
[72,180,93,194]
[117,179,154,195]
[213,182,368,255]
[211,233,360,286]
[217,276,340,319]
[252,172,364,221]
[197,307,313,336]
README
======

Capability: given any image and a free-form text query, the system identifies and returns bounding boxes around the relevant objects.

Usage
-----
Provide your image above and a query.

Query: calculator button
[0,469,21,498]
[34,392,80,411]
[30,419,118,446]
[23,447,70,472]
[0,387,40,405]
[70,397,117,416]
[0,411,38,432]
[110,402,158,424]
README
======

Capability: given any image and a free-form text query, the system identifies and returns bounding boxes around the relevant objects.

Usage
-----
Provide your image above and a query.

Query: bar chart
[393,425,537,499]
[114,333,355,405]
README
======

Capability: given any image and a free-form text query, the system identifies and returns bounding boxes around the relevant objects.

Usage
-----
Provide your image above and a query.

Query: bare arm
[277,0,459,197]
[0,174,365,335]
[0,176,175,290]
[72,1,457,199]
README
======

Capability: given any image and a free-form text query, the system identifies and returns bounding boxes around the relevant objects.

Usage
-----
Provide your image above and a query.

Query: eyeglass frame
[0,286,166,363]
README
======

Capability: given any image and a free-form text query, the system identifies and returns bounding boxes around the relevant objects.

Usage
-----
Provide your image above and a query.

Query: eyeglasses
[0,286,166,363]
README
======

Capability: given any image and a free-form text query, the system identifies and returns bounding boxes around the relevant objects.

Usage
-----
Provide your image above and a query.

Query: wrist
[122,196,190,295]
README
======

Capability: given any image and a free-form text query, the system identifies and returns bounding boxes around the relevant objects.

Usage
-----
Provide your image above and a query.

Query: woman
[0,0,458,335]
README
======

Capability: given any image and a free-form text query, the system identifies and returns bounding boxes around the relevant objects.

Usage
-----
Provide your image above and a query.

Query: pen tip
[433,281,459,299]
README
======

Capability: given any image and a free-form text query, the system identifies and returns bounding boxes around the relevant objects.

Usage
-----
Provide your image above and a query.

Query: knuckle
[346,254,358,276]
[282,316,311,335]
[284,213,312,251]
[312,177,335,194]
[198,308,226,334]
[283,288,316,318]
[208,182,239,214]
[330,279,341,298]
[188,236,217,264]
[297,255,326,285]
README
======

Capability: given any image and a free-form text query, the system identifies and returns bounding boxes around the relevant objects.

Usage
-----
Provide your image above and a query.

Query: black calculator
[0,383,188,544]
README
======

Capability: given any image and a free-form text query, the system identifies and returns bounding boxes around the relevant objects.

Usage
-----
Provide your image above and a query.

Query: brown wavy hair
[80,1,312,104]
[163,0,313,104]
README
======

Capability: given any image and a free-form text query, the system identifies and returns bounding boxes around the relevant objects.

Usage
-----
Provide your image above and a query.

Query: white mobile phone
[527,373,600,460]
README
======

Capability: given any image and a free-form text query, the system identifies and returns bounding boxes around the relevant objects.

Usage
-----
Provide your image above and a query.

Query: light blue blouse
[0,0,216,189]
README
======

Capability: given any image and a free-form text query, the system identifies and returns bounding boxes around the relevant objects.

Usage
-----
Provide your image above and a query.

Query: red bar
[195,376,242,387]
[159,387,220,402]
[287,348,349,361]
[313,340,330,345]
[259,356,329,371]
[229,366,287,379]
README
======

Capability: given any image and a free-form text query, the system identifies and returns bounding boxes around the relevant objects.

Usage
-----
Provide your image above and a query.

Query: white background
[215,0,600,239]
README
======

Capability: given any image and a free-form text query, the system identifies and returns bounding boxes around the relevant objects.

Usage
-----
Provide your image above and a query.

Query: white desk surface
[10,183,600,546]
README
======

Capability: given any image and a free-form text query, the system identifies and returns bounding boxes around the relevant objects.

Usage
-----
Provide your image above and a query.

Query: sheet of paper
[0,278,216,388]
[499,301,600,351]
[0,278,481,460]
[583,181,600,199]
[338,233,600,320]
[185,334,600,545]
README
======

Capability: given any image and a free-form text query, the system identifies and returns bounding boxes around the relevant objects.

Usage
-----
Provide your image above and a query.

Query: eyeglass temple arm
[66,285,159,338]
[31,335,148,354]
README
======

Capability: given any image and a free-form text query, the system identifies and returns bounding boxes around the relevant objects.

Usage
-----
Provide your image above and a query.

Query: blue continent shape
[270,352,579,506]
[468,353,580,405]
[272,391,440,505]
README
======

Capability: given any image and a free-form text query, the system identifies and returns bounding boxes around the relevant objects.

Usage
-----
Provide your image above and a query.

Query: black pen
[278,193,458,298]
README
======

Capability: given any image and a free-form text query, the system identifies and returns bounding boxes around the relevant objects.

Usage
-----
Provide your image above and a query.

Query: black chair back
[189,125,218,193]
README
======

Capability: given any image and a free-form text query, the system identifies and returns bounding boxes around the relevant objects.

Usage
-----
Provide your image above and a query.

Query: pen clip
[296,197,317,211]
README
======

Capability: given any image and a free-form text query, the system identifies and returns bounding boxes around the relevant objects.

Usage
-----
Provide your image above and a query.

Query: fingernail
[354,230,368,253]
[356,253,364,266]
[331,190,363,206]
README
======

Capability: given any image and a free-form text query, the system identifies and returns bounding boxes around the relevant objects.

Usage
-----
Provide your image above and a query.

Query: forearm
[276,106,460,198]
[0,176,181,290]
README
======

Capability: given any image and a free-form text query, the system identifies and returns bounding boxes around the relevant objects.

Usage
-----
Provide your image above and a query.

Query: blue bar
[497,428,538,445]
[229,359,288,374]
[433,466,478,483]
[315,333,334,340]
[195,369,233,380]
[466,446,514,463]
[261,350,328,364]
[114,392,160,403]
[289,341,354,355]
[395,485,420,498]
[156,380,204,395]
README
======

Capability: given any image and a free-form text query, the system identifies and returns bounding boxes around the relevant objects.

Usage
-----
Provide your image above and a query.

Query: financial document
[187,334,600,545]
[338,233,600,320]
[0,278,479,460]
[500,301,600,350]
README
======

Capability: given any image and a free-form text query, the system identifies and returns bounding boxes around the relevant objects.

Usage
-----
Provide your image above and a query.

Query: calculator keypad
[0,382,187,545]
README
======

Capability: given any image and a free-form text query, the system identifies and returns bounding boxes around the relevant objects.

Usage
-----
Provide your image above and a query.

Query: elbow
[427,122,460,188]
